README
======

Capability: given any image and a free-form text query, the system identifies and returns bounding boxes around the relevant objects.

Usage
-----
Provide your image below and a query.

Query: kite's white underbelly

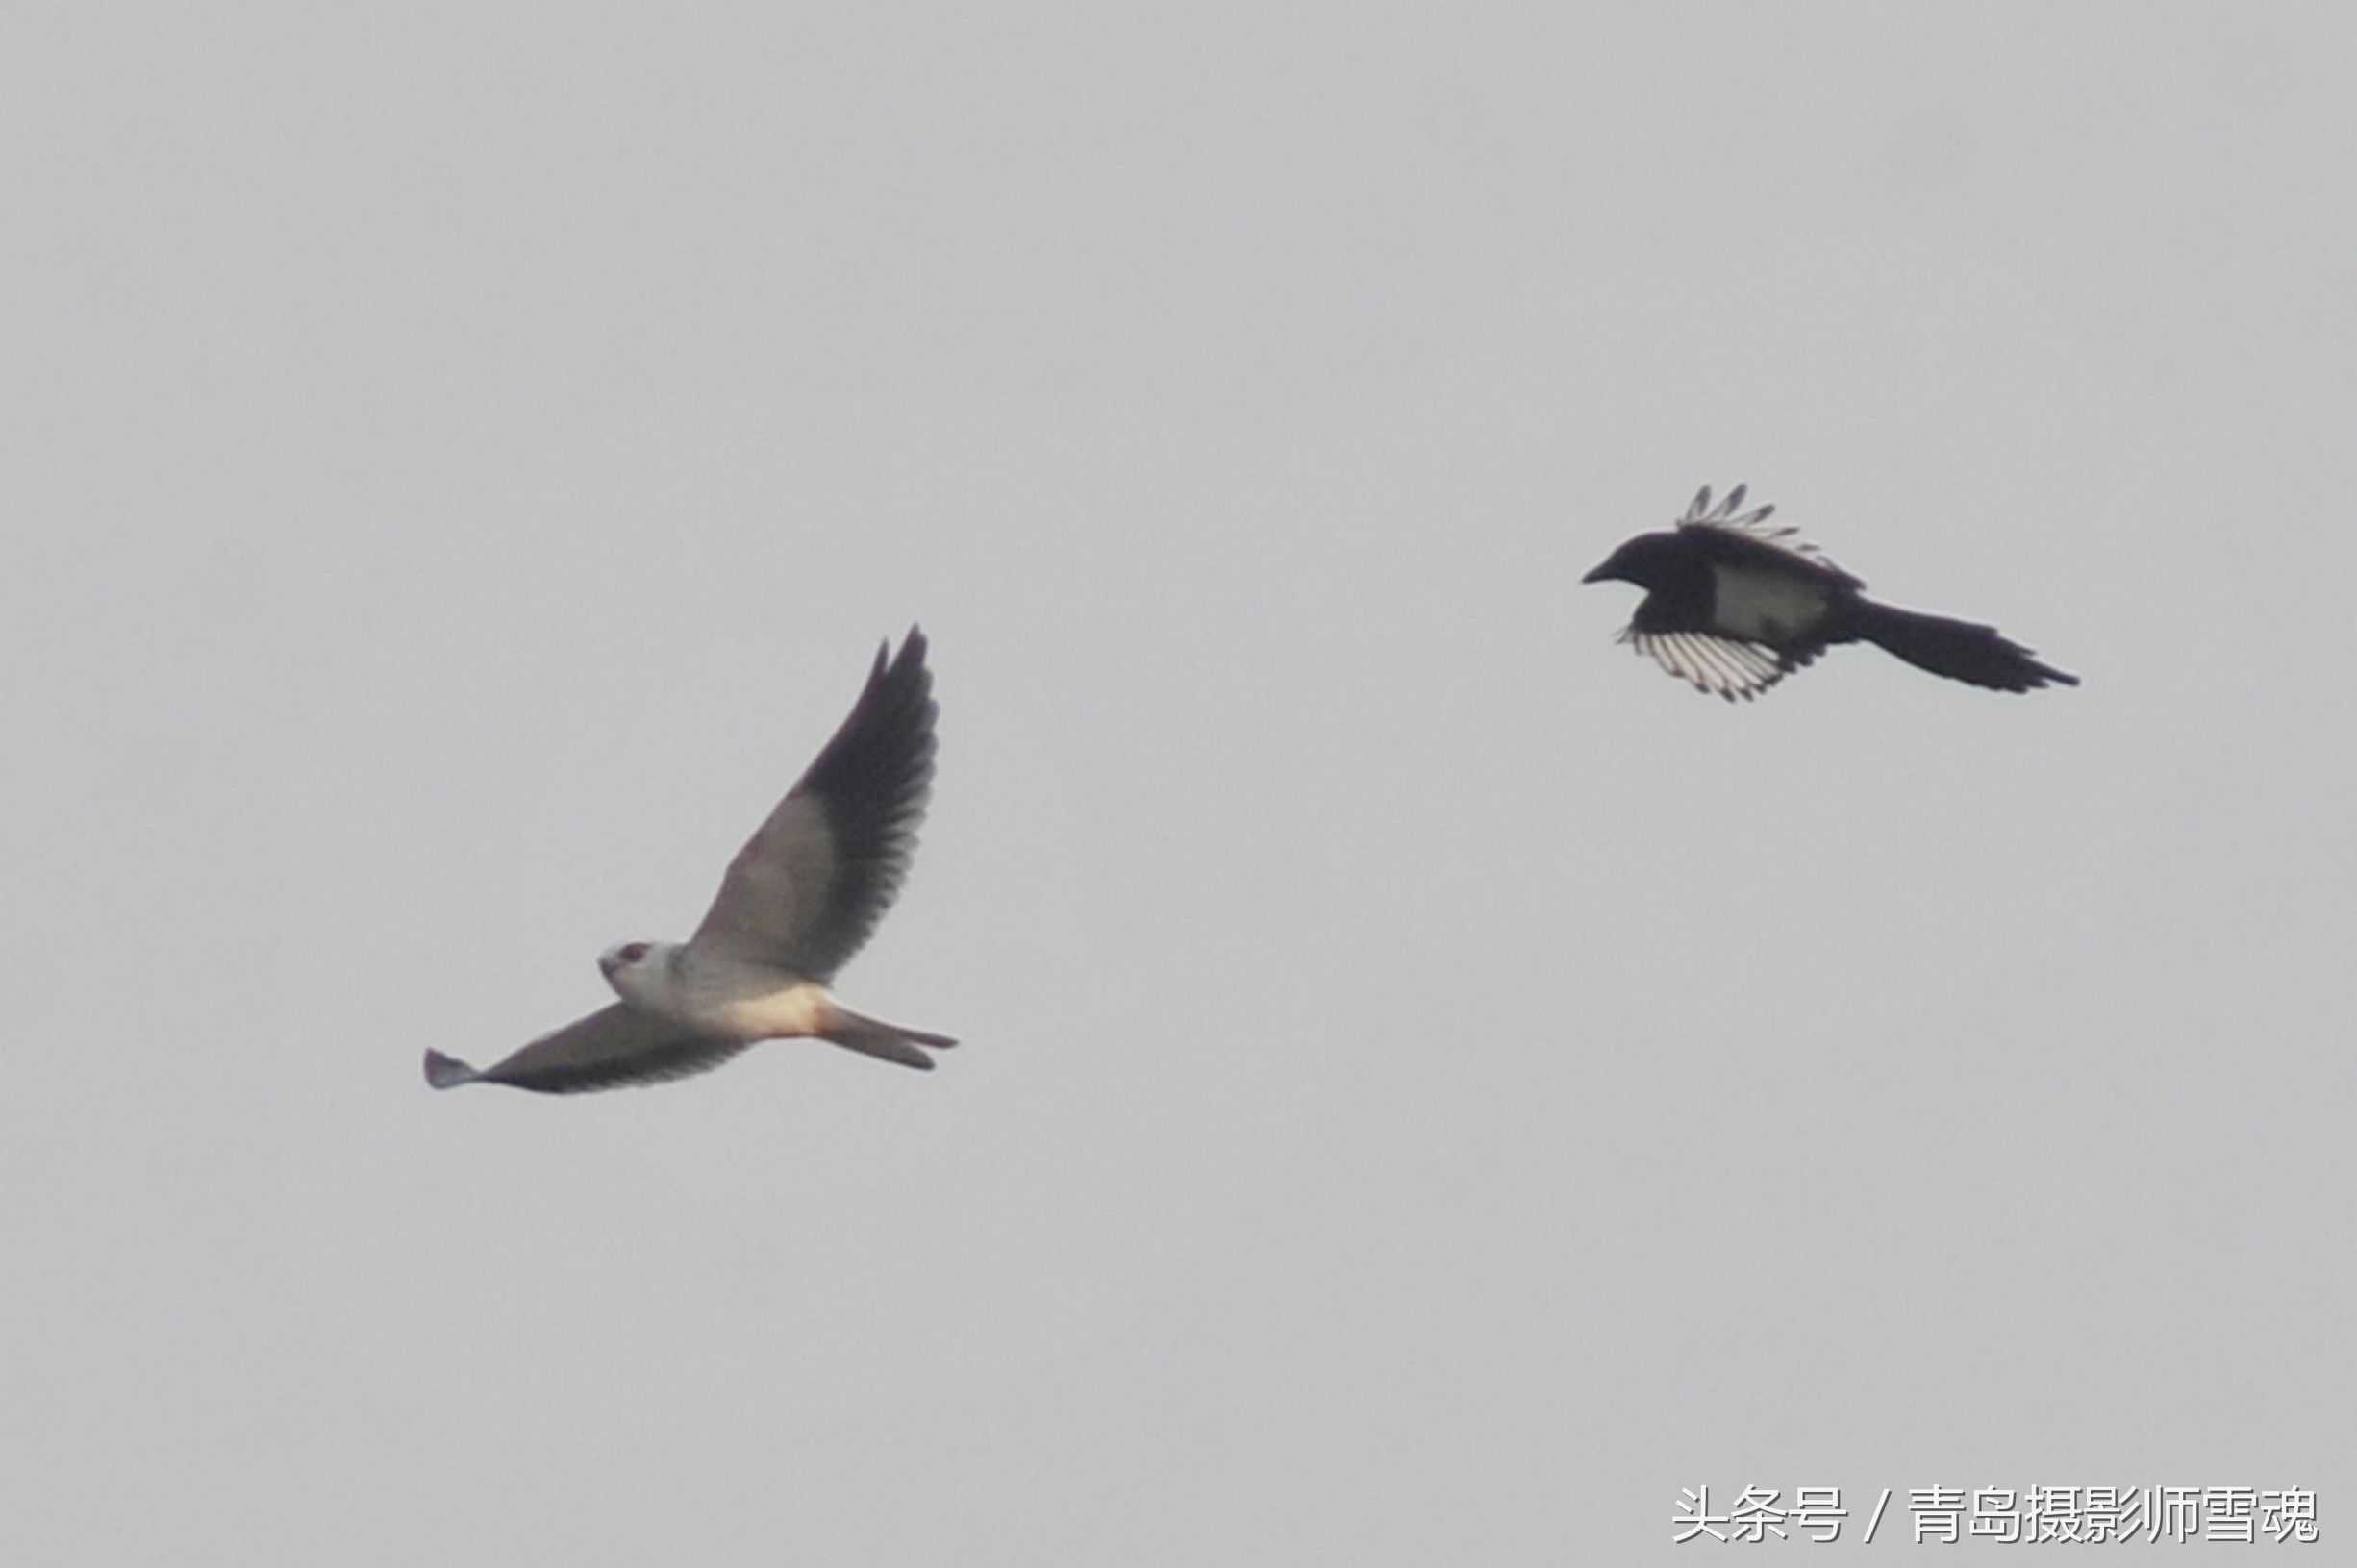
[619,950,833,1040]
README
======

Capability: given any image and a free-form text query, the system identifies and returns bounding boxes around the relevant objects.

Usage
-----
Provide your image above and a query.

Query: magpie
[1582,485,2080,701]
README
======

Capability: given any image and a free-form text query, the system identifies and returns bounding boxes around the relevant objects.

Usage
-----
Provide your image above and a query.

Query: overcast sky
[5,5,2351,1562]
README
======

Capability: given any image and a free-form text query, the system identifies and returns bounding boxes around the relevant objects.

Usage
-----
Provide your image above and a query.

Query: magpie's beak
[1581,560,1616,585]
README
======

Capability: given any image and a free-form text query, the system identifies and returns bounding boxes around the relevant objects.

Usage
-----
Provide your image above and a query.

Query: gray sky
[5,5,2349,1561]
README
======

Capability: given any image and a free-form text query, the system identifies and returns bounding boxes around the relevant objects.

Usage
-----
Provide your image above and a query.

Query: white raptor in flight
[425,628,953,1093]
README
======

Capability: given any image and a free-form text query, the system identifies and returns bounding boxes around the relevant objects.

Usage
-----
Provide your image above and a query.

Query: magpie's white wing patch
[1622,628,1790,701]
[1707,561,1837,644]
[1676,484,1858,585]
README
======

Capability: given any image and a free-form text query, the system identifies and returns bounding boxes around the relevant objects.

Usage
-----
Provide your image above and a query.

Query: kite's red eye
[617,942,651,964]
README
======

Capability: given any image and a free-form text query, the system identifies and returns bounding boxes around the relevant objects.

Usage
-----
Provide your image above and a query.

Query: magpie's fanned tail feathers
[1842,600,2080,692]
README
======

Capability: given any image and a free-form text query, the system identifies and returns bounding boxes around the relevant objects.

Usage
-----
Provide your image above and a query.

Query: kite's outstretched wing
[425,1004,749,1095]
[690,628,937,982]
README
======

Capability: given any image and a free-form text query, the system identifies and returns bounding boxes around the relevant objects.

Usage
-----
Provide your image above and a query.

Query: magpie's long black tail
[1840,599,2079,691]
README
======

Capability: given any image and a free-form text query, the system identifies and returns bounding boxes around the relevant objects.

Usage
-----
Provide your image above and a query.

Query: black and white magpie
[1582,485,2079,701]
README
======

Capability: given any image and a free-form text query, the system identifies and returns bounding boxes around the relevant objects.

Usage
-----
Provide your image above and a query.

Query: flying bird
[1582,485,2080,700]
[424,628,953,1094]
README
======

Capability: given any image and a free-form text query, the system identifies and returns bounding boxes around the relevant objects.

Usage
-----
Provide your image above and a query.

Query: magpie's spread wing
[1620,627,1795,702]
[424,1004,750,1094]
[690,628,937,982]
[1675,484,1863,588]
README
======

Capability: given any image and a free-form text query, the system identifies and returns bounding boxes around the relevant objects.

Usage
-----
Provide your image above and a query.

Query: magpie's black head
[1582,531,1684,589]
